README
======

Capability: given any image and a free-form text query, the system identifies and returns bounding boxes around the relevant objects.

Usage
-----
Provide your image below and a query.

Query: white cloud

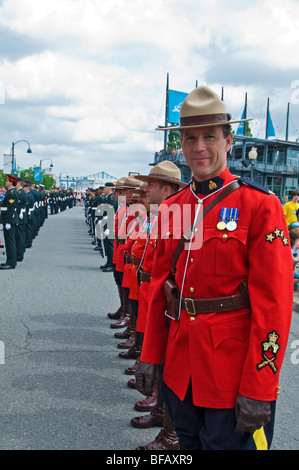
[0,0,298,180]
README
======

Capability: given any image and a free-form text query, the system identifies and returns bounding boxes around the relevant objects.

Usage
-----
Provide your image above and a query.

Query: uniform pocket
[201,227,248,276]
[210,315,250,392]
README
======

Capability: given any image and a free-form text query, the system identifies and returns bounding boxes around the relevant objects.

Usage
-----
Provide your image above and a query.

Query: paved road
[0,206,298,450]
[0,206,157,450]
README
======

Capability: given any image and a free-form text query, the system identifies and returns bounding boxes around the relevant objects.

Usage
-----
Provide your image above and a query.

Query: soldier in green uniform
[100,182,118,272]
[93,186,105,253]
[23,182,35,248]
[15,178,28,262]
[0,175,19,269]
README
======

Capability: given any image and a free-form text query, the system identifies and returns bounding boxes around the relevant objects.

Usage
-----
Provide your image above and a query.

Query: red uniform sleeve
[239,195,293,401]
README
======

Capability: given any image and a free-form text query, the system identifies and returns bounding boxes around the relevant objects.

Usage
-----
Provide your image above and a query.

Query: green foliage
[0,167,56,190]
[167,129,182,151]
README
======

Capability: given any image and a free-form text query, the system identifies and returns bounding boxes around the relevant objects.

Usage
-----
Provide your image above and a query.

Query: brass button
[190,316,195,322]
[166,231,171,237]
[194,228,198,233]
[190,258,194,263]
[222,234,228,239]
[190,287,194,293]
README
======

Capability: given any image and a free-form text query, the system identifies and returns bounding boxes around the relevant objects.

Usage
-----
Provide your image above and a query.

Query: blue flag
[236,107,246,135]
[267,111,275,138]
[34,167,43,182]
[168,89,188,125]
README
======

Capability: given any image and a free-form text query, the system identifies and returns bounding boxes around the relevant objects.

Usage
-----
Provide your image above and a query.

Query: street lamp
[11,140,32,175]
[59,172,69,188]
[248,147,258,181]
[39,158,54,184]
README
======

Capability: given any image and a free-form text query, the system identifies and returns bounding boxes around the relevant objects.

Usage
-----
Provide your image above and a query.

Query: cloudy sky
[0,0,299,182]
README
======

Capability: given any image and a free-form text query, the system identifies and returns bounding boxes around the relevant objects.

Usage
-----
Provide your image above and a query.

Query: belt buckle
[185,298,196,315]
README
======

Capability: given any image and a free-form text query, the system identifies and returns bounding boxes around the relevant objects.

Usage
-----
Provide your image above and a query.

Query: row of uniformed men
[89,164,185,450]
[48,188,76,215]
[84,182,118,271]
[0,175,49,269]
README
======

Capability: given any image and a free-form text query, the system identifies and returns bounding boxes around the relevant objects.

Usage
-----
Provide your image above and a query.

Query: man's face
[293,194,299,203]
[145,180,165,205]
[181,125,233,182]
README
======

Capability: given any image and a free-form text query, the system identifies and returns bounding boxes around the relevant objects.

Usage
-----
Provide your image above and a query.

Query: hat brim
[155,118,252,131]
[134,174,187,188]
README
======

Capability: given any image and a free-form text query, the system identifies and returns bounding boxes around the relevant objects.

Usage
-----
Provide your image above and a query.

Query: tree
[167,129,182,151]
[19,167,56,190]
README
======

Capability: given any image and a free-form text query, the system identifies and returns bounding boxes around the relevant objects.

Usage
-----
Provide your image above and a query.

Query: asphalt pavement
[0,206,157,450]
[0,205,298,451]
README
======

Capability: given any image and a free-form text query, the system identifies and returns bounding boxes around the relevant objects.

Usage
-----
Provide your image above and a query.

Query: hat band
[180,113,231,127]
[149,173,181,183]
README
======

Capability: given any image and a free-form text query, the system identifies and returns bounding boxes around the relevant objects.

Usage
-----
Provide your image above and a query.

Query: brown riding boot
[130,403,164,428]
[107,286,124,319]
[134,407,179,450]
[117,332,135,349]
[114,306,136,339]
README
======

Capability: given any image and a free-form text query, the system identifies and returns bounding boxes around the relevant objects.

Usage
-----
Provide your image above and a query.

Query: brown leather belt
[181,293,249,315]
[139,271,151,283]
[132,256,142,266]
[124,253,132,264]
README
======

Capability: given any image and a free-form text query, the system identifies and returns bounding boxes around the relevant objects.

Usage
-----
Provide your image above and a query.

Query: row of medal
[217,208,239,232]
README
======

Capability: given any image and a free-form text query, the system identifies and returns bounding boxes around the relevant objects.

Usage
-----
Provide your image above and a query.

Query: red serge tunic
[121,215,145,290]
[137,216,158,333]
[115,205,135,273]
[129,233,147,301]
[140,167,293,408]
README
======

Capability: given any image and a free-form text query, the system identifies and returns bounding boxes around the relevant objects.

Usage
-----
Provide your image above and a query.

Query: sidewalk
[293,291,299,313]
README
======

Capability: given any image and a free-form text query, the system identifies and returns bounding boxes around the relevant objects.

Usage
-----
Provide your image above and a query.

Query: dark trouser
[161,380,276,450]
[3,224,17,267]
[16,224,26,261]
[104,237,114,267]
[25,222,33,248]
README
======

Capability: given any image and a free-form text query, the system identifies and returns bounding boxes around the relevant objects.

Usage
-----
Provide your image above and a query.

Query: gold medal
[217,221,227,230]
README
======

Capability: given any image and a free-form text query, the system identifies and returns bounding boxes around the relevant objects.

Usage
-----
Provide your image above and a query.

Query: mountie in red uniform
[140,167,293,409]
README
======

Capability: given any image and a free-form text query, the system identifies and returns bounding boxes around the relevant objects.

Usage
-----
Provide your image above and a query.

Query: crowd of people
[84,164,184,450]
[0,176,76,269]
[83,85,293,451]
[283,190,299,290]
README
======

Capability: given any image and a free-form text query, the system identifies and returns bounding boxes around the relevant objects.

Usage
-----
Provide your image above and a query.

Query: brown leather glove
[135,361,157,396]
[234,394,272,434]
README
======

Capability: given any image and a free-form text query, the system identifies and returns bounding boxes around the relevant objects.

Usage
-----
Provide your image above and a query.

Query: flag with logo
[168,89,188,125]
[236,107,246,135]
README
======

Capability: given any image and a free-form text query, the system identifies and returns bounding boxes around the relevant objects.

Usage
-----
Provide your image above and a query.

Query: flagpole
[266,97,270,139]
[164,73,169,159]
[244,92,247,135]
[286,102,290,141]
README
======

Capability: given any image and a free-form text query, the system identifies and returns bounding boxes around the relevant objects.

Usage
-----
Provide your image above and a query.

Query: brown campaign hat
[134,161,186,188]
[156,85,252,131]
[113,177,127,189]
[120,176,144,189]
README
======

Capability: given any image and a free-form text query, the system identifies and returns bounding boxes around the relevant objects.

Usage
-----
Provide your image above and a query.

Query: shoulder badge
[239,177,275,195]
